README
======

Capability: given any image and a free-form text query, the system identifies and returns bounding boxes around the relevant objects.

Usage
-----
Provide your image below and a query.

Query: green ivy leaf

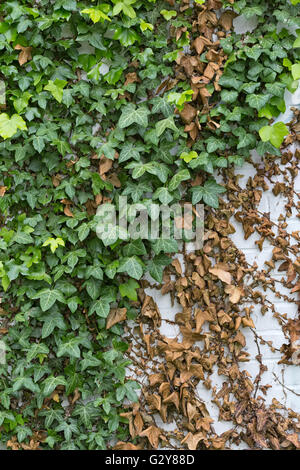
[155,116,178,137]
[153,187,173,205]
[221,90,239,103]
[119,142,141,163]
[13,92,32,114]
[293,35,300,48]
[246,94,271,110]
[118,256,143,280]
[26,343,49,362]
[42,311,66,338]
[42,376,67,396]
[13,377,40,394]
[259,121,289,148]
[81,7,111,23]
[89,298,111,318]
[118,104,150,128]
[160,9,177,21]
[33,288,65,312]
[57,338,82,359]
[119,278,139,301]
[168,169,190,192]
[33,136,46,153]
[191,180,226,208]
[152,238,178,255]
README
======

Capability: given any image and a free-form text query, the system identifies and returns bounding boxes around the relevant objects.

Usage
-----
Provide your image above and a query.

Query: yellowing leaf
[81,7,111,23]
[140,20,153,32]
[42,237,65,253]
[0,113,27,139]
[259,121,289,148]
[52,392,60,402]
[291,63,300,80]
[44,79,67,103]
[180,150,198,163]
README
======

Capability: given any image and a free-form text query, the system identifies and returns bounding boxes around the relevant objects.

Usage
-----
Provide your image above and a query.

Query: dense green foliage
[0,0,299,450]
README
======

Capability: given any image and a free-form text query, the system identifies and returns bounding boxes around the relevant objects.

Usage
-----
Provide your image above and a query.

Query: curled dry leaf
[193,37,205,55]
[107,172,121,188]
[209,266,232,284]
[286,433,300,449]
[219,11,237,31]
[63,206,74,217]
[113,442,141,450]
[99,156,113,176]
[139,425,161,448]
[14,44,32,65]
[172,258,182,275]
[0,186,7,197]
[71,388,81,405]
[181,432,204,450]
[179,103,197,124]
[163,391,180,410]
[51,175,61,187]
[124,72,139,86]
[225,285,243,303]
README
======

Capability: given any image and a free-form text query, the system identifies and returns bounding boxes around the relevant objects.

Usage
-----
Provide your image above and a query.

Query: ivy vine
[0,0,299,450]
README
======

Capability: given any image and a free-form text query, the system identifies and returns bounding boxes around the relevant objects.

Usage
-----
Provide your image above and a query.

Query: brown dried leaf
[193,37,205,55]
[172,258,182,275]
[219,11,236,31]
[0,186,7,197]
[134,412,144,434]
[107,172,121,188]
[181,432,203,450]
[124,72,139,86]
[163,391,180,410]
[106,307,127,329]
[7,437,20,450]
[71,388,81,405]
[209,266,232,284]
[225,285,242,303]
[140,426,161,448]
[14,44,32,65]
[64,206,74,217]
[52,175,61,187]
[286,433,300,449]
[99,156,113,176]
[179,103,197,124]
[203,63,215,80]
[113,442,141,450]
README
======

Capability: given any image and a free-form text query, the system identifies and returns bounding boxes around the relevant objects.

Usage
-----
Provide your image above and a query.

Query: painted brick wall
[145,144,300,444]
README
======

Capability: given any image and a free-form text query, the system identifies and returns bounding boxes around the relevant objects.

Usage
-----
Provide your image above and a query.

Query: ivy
[0,0,299,451]
[259,121,289,148]
[0,113,27,139]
